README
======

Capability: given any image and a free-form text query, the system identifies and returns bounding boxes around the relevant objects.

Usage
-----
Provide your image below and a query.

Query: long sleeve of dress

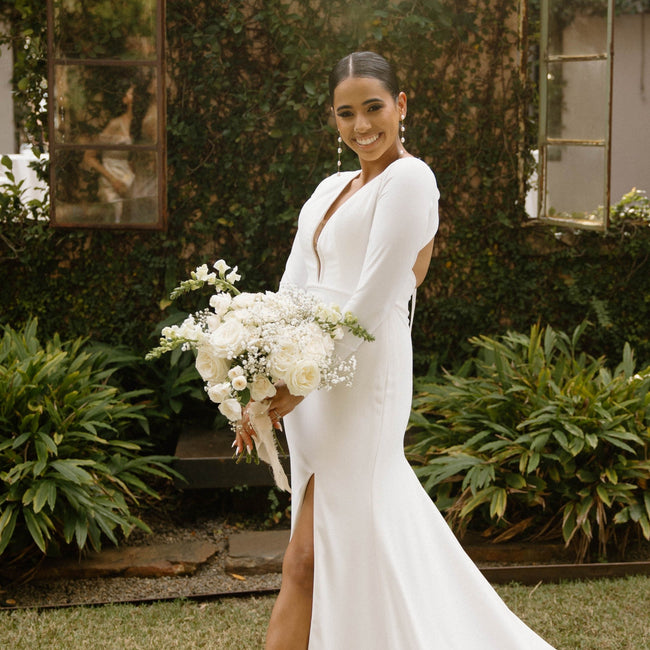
[336,158,439,358]
[280,227,308,289]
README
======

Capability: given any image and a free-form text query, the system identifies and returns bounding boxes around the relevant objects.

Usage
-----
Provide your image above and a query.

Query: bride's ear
[397,91,407,118]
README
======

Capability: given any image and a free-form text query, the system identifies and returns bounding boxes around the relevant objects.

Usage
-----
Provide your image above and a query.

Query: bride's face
[332,76,406,167]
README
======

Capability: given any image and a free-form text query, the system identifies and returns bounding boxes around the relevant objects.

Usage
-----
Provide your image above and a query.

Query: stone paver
[34,540,219,580]
[225,530,290,575]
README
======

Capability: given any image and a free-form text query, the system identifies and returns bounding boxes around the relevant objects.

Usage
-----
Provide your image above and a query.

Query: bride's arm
[413,237,435,288]
[335,159,439,359]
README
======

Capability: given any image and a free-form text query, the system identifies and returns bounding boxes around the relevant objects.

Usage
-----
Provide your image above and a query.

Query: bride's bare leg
[265,475,315,650]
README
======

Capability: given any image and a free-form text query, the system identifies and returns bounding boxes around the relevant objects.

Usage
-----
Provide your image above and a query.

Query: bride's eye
[367,103,383,112]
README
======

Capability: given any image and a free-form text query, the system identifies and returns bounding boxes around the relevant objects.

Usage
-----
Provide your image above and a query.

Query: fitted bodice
[282,157,439,357]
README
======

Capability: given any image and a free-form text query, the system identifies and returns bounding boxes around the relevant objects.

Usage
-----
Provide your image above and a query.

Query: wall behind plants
[1,0,649,376]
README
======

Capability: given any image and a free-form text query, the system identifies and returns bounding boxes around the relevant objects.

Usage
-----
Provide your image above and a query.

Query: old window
[535,0,649,230]
[536,0,614,229]
[47,0,166,229]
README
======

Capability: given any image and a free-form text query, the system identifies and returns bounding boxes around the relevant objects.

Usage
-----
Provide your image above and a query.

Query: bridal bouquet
[147,260,373,491]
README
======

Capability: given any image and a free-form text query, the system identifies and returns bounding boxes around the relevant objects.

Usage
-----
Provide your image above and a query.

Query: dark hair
[328,51,400,104]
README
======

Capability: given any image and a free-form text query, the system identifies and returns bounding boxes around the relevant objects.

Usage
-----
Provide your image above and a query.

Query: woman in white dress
[235,51,556,650]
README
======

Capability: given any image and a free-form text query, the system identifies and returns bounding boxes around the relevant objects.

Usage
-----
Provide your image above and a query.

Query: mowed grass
[1,576,649,649]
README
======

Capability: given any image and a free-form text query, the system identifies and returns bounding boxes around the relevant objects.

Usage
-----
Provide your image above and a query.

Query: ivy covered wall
[1,0,649,372]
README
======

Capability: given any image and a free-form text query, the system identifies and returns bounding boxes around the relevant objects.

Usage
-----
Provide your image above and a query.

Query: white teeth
[356,134,379,146]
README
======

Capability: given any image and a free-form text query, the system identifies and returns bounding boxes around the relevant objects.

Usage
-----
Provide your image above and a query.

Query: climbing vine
[1,0,649,375]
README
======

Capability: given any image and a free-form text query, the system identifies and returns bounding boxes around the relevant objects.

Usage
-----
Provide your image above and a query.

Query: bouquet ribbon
[247,401,291,492]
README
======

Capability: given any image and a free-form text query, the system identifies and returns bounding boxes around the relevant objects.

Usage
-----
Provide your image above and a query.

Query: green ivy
[1,0,649,392]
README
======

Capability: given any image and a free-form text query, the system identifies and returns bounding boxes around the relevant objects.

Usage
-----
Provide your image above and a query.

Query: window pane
[53,0,157,60]
[546,60,609,140]
[54,149,159,226]
[545,145,607,220]
[53,65,158,146]
[548,2,608,57]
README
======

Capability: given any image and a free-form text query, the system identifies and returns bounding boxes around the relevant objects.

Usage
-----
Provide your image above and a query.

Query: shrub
[0,319,179,565]
[407,322,650,561]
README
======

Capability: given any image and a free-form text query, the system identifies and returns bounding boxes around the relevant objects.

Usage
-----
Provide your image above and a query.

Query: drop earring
[400,116,406,144]
[337,134,342,175]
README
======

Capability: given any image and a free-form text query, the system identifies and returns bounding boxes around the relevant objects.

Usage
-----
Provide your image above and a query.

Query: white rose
[268,339,301,379]
[209,293,232,317]
[250,375,277,401]
[301,323,333,361]
[210,318,246,357]
[205,314,222,331]
[231,375,248,391]
[228,365,244,379]
[219,398,242,422]
[213,259,230,274]
[285,359,321,396]
[207,382,232,403]
[232,292,257,309]
[195,346,229,383]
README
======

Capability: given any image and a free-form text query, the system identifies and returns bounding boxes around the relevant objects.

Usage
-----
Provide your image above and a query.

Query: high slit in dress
[280,157,556,649]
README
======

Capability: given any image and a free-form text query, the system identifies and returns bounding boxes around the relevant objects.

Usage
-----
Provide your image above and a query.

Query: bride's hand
[267,381,304,426]
[233,382,304,455]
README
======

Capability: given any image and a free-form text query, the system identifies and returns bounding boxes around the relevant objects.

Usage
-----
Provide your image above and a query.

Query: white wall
[545,13,650,216]
[0,22,14,153]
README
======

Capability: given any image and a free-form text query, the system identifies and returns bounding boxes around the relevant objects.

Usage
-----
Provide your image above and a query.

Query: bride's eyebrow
[335,98,385,112]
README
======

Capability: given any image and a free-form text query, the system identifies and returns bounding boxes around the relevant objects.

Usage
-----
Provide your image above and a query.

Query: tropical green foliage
[0,320,179,564]
[408,323,650,561]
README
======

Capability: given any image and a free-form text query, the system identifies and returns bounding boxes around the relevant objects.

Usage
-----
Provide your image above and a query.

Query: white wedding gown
[280,157,555,649]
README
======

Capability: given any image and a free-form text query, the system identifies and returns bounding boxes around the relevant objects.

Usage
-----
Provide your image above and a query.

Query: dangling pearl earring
[337,134,342,175]
[400,116,406,144]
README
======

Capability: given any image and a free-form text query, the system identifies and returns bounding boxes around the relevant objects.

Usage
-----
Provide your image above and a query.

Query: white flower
[194,264,216,282]
[209,293,232,317]
[213,259,230,274]
[228,366,245,379]
[232,292,257,309]
[250,375,277,401]
[226,266,241,283]
[301,322,334,360]
[285,359,321,396]
[205,314,222,331]
[219,398,242,422]
[195,346,229,383]
[267,339,301,378]
[231,375,248,391]
[207,382,232,403]
[210,318,246,357]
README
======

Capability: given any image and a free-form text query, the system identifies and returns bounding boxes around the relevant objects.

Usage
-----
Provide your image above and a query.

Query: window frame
[536,0,614,231]
[46,0,167,230]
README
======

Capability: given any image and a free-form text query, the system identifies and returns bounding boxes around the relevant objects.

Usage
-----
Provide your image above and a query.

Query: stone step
[173,425,290,489]
[33,541,219,580]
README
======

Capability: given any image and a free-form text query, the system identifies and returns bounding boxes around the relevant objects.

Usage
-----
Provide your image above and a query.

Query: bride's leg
[265,474,315,650]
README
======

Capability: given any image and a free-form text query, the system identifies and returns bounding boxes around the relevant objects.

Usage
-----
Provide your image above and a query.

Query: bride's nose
[353,113,371,133]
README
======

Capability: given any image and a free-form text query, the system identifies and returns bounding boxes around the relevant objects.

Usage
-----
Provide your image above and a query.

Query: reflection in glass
[55,150,158,226]
[546,60,608,141]
[545,145,606,220]
[548,1,608,57]
[53,0,156,60]
[54,65,158,145]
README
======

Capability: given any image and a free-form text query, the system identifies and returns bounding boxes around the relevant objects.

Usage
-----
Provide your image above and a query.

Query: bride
[235,51,556,650]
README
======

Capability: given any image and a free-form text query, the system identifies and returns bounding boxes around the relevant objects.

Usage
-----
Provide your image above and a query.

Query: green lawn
[1,576,649,649]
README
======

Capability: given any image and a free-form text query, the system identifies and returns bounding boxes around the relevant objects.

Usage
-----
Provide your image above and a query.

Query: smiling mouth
[355,133,380,146]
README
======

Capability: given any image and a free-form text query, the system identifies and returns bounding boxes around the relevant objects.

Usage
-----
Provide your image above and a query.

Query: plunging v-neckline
[313,172,384,279]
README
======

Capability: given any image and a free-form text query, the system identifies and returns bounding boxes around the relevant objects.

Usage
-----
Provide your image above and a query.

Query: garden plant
[0,319,179,568]
[408,322,650,562]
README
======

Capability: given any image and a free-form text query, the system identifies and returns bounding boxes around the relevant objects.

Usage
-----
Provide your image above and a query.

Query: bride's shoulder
[385,157,438,192]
